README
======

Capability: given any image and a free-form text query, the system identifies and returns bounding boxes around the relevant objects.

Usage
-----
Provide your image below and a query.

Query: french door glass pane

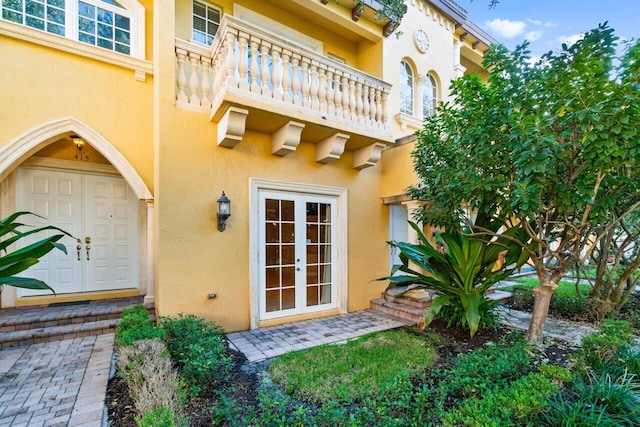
[306,201,331,307]
[264,198,296,312]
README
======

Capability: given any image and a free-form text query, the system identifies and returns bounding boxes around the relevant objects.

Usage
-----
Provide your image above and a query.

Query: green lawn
[508,276,591,298]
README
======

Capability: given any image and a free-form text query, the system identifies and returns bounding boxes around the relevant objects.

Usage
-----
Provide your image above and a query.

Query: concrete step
[0,297,154,349]
[383,286,435,308]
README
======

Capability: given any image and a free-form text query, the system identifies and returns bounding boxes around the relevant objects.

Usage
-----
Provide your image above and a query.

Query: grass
[268,329,438,403]
[508,276,591,298]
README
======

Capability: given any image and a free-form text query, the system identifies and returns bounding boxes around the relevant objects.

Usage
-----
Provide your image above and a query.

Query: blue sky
[459,0,640,60]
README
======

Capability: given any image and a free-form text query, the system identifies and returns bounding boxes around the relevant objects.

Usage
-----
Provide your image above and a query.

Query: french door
[17,167,138,296]
[258,191,337,320]
[389,204,408,273]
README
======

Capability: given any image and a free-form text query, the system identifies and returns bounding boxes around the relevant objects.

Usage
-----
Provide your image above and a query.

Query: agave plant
[380,212,532,337]
[0,211,72,294]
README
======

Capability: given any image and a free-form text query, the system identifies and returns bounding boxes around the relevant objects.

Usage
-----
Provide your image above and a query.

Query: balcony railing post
[356,79,364,123]
[318,65,328,114]
[291,55,302,106]
[272,46,284,100]
[326,68,335,116]
[341,75,350,119]
[282,49,293,103]
[301,58,310,107]
[188,52,201,105]
[224,31,239,90]
[176,48,188,103]
[369,86,377,125]
[238,33,249,91]
[310,61,319,110]
[259,41,270,95]
[201,55,212,109]
[334,72,343,117]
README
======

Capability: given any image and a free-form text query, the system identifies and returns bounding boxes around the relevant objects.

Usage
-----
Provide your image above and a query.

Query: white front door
[258,191,337,320]
[17,167,138,296]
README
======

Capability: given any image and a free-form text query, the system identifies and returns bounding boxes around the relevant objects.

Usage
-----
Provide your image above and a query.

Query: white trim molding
[249,178,348,329]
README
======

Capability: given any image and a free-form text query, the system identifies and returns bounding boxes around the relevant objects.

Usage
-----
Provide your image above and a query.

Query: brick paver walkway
[227,310,413,362]
[0,334,113,427]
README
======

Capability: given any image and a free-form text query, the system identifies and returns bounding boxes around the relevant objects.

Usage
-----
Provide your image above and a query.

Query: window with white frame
[1,0,141,56]
[400,60,414,115]
[192,0,220,46]
[422,73,438,118]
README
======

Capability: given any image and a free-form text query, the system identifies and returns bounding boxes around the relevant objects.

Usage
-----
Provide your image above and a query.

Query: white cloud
[555,33,584,46]
[527,19,542,26]
[524,30,543,42]
[484,18,527,39]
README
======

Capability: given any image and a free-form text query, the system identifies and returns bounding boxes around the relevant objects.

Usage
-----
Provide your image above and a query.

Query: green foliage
[438,332,534,400]
[542,370,640,426]
[269,330,437,404]
[160,314,231,397]
[135,405,187,427]
[577,319,633,373]
[0,211,72,293]
[442,367,569,427]
[379,210,530,337]
[115,305,165,346]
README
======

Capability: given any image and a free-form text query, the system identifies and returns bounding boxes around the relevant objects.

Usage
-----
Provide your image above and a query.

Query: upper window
[192,0,220,46]
[1,0,143,57]
[422,73,438,118]
[400,60,414,115]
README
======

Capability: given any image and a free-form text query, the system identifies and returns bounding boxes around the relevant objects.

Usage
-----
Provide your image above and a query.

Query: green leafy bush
[136,405,187,427]
[160,314,231,396]
[442,367,570,427]
[116,305,164,346]
[577,319,633,373]
[439,333,533,399]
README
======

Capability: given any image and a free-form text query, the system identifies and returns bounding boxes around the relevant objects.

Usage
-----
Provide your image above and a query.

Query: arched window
[400,60,414,115]
[1,0,145,57]
[422,73,438,118]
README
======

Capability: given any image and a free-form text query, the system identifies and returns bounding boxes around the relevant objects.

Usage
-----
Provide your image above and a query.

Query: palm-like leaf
[377,209,532,337]
[0,212,73,294]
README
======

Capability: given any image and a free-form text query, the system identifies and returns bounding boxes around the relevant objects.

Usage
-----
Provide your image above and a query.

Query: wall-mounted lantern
[217,191,231,231]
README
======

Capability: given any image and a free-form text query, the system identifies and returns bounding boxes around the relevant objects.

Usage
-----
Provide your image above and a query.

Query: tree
[0,211,72,294]
[409,24,640,343]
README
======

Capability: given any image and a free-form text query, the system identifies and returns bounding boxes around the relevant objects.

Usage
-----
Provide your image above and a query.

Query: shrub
[442,367,570,427]
[160,314,231,396]
[116,339,186,425]
[542,370,640,426]
[439,332,533,400]
[136,405,186,427]
[116,305,164,346]
[577,319,633,373]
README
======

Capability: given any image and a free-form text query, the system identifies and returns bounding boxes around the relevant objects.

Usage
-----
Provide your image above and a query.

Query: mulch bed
[106,318,578,426]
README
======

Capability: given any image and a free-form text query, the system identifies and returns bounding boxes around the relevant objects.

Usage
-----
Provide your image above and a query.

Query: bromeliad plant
[380,212,531,337]
[0,211,72,294]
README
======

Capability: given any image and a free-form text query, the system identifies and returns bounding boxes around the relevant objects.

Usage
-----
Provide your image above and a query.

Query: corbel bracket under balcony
[217,106,248,148]
[352,142,386,169]
[316,133,349,164]
[272,121,306,156]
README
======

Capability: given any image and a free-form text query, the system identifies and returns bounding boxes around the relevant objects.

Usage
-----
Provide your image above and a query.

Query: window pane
[47,0,63,8]
[47,21,63,34]
[192,0,220,46]
[265,267,280,289]
[281,200,294,221]
[79,32,95,44]
[306,286,319,306]
[265,222,279,243]
[3,9,22,22]
[26,1,44,19]
[97,8,112,24]
[3,0,23,13]
[265,199,279,221]
[281,223,294,244]
[97,22,112,37]
[97,37,112,49]
[79,2,94,18]
[266,289,280,312]
[78,17,94,33]
[47,6,63,24]
[400,61,414,115]
[115,28,128,43]
[115,42,129,54]
[282,288,295,310]
[25,15,44,29]
[114,13,128,30]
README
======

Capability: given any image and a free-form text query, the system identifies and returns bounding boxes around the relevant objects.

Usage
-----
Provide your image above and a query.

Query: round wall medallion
[415,29,430,53]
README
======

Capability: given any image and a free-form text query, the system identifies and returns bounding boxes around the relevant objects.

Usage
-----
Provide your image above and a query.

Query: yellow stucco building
[0,0,494,331]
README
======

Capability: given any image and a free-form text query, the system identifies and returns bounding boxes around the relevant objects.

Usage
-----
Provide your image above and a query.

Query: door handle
[76,238,82,261]
[86,245,91,261]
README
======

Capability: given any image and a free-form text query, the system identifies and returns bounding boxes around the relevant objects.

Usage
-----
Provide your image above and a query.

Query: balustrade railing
[174,15,391,133]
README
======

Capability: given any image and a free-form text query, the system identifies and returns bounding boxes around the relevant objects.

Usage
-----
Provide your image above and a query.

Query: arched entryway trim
[0,117,154,307]
[0,116,152,200]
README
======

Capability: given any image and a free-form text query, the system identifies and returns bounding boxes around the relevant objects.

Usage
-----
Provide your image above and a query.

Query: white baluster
[225,32,239,90]
[176,49,188,103]
[362,82,371,126]
[375,88,383,125]
[334,72,342,116]
[341,75,350,119]
[309,61,319,110]
[348,78,356,120]
[355,80,363,123]
[326,69,335,116]
[318,66,327,113]
[189,52,201,105]
[238,34,249,90]
[201,55,212,109]
[282,49,292,103]
[381,89,389,127]
[291,55,301,105]
[272,46,283,100]
[260,42,271,96]
[249,39,260,92]
[369,86,377,124]
[301,58,310,107]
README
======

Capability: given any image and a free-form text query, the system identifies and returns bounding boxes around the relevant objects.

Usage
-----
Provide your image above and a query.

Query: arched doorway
[0,117,154,308]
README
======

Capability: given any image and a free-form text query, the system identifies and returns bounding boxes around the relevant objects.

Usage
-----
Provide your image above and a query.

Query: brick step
[384,287,434,308]
[0,297,154,349]
[370,290,513,328]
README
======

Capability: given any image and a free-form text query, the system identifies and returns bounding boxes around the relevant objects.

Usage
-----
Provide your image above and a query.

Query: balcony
[174,15,393,169]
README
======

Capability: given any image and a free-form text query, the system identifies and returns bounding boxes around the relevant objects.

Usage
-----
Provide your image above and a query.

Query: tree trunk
[527,278,558,343]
